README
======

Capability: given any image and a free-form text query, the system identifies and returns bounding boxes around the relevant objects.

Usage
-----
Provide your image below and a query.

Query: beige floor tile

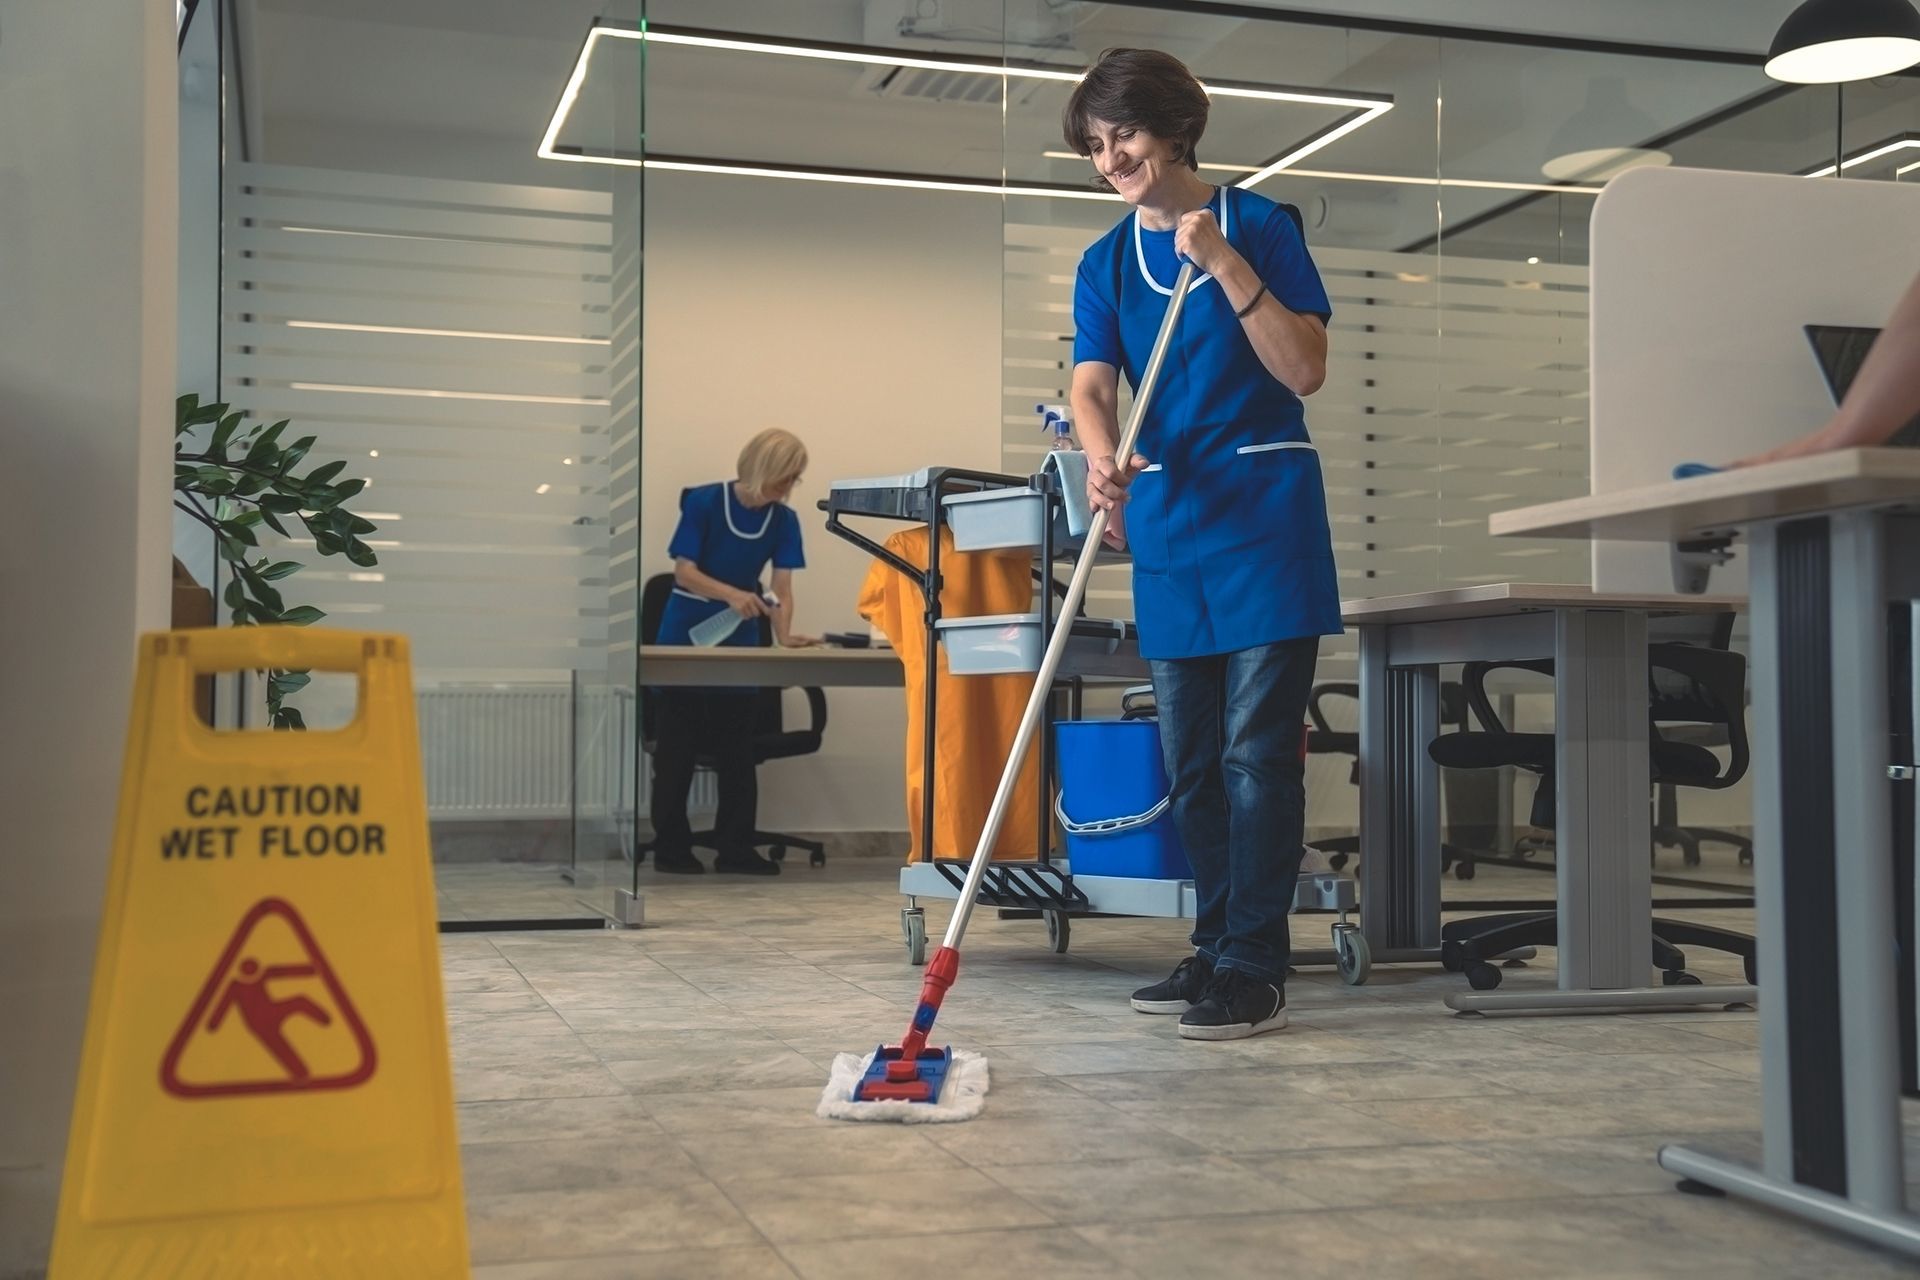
[983,1153,1324,1221]
[783,1226,1148,1280]
[601,1043,832,1095]
[461,1136,706,1196]
[677,1121,966,1181]
[465,1183,761,1265]
[721,1167,1054,1244]
[920,1109,1209,1167]
[472,1245,799,1279]
[458,1094,657,1145]
[1115,1097,1428,1156]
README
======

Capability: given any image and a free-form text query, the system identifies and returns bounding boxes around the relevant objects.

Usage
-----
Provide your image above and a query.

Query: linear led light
[1800,133,1920,177]
[289,382,611,407]
[1898,157,1920,176]
[288,320,610,346]
[539,24,1393,196]
[1040,151,1604,194]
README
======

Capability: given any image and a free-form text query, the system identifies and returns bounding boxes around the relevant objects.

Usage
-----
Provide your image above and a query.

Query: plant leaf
[306,459,348,487]
[346,541,380,568]
[259,494,304,514]
[273,705,308,732]
[279,605,326,626]
[331,477,366,504]
[260,509,290,537]
[259,560,303,580]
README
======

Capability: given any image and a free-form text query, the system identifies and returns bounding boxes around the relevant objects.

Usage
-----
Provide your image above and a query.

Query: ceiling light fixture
[1798,132,1920,176]
[288,320,610,346]
[1540,78,1672,183]
[1765,0,1920,83]
[540,23,1393,197]
[1040,151,1604,195]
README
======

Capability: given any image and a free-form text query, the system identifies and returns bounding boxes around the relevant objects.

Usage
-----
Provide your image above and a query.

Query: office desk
[1495,450,1920,1258]
[637,644,905,688]
[1345,584,1754,1014]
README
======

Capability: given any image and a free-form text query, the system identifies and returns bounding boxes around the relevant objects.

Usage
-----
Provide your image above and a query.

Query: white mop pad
[816,1049,990,1123]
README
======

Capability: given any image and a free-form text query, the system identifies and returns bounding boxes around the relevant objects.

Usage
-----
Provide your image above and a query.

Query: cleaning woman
[1065,48,1342,1039]
[651,428,817,876]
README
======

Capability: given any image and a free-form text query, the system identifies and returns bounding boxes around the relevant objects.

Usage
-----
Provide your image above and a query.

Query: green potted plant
[173,394,381,728]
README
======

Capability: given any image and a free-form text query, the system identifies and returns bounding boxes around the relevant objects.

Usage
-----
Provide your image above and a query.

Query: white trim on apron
[722,485,776,539]
[1134,185,1229,297]
[1235,442,1318,456]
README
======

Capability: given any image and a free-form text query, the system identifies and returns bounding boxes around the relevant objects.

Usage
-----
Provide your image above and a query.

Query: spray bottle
[1036,403,1074,451]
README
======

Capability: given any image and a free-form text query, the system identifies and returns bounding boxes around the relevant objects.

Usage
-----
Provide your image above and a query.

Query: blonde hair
[736,428,808,501]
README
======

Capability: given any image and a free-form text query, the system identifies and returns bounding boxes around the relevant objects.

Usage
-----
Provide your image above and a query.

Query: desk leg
[1554,608,1652,990]
[1446,609,1752,1015]
[1662,514,1920,1255]
[1358,626,1442,959]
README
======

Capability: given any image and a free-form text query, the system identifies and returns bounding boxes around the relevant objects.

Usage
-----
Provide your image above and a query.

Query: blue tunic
[656,482,806,648]
[1073,185,1344,660]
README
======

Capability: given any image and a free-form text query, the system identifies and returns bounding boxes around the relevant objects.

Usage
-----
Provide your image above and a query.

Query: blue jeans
[1150,637,1319,982]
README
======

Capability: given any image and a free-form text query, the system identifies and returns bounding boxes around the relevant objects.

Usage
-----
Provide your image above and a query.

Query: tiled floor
[445,856,1916,1279]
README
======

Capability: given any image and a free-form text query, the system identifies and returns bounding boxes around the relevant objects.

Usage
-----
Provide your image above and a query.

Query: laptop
[1803,324,1920,447]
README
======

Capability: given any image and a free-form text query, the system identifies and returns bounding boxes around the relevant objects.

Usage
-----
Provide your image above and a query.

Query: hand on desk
[776,633,822,649]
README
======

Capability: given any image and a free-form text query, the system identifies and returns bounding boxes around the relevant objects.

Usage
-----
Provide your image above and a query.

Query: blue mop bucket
[1053,717,1190,879]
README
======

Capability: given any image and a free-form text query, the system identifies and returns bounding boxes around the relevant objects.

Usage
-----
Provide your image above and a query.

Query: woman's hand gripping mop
[819,263,1197,1123]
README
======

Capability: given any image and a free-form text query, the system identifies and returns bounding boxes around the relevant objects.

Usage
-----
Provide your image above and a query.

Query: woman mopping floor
[822,46,1341,1120]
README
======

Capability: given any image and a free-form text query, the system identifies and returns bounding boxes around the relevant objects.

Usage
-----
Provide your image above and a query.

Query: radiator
[417,685,714,821]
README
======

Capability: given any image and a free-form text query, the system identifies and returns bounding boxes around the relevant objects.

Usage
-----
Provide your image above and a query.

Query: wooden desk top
[1341,582,1742,627]
[1490,449,1920,544]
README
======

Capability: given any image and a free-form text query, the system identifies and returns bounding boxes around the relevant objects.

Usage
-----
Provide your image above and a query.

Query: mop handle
[939,261,1196,951]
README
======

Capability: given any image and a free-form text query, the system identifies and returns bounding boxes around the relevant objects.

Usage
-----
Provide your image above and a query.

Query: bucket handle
[1054,789,1171,836]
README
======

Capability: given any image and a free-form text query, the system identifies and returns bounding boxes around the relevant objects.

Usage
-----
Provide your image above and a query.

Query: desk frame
[1658,510,1920,1258]
[1356,601,1755,1013]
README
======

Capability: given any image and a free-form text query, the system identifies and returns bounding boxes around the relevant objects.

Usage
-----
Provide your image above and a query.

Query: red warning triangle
[159,897,377,1099]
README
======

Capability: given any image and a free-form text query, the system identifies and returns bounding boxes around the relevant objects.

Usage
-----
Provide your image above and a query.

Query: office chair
[1426,640,1758,990]
[638,572,829,868]
[1307,681,1481,879]
[1650,613,1753,869]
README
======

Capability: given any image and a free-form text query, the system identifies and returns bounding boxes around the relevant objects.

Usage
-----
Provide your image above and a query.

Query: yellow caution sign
[51,629,468,1278]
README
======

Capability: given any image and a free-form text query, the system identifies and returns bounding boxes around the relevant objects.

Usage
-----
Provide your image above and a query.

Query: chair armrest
[1459,659,1553,734]
[1306,682,1359,734]
[1648,643,1748,787]
[801,685,828,736]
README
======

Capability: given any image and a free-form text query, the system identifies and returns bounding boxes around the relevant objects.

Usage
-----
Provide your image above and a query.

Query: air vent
[856,64,1006,106]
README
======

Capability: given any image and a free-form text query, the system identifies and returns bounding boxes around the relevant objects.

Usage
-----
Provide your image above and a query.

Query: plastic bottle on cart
[1036,403,1074,451]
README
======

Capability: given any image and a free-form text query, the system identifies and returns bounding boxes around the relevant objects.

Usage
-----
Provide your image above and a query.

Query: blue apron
[656,482,802,649]
[1087,186,1344,660]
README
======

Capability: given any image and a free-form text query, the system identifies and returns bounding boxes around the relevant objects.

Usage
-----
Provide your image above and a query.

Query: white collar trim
[1133,186,1229,297]
[723,485,775,539]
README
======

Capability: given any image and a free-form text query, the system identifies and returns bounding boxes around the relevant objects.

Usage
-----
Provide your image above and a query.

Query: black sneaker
[713,849,781,876]
[652,850,705,875]
[1179,967,1287,1040]
[1131,954,1214,1014]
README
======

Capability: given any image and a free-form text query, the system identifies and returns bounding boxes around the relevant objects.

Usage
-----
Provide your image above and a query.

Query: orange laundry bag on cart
[857,526,1049,862]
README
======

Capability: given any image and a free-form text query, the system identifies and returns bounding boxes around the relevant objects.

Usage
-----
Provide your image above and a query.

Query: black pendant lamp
[1765,0,1920,83]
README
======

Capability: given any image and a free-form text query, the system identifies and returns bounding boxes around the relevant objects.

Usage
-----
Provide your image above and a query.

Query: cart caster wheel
[1440,941,1466,973]
[902,909,926,967]
[1465,961,1502,990]
[1326,851,1349,872]
[1332,924,1371,986]
[1743,951,1758,985]
[1045,910,1070,954]
[769,845,787,862]
[809,848,826,868]
[1454,859,1477,881]
[1662,970,1702,986]
[1737,849,1753,867]
[1683,849,1702,868]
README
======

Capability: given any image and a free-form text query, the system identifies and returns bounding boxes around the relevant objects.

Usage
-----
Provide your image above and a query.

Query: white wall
[0,1,177,1272]
[642,171,1004,833]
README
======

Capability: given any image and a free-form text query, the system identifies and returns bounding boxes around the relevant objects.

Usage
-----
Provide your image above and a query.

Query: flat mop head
[852,1044,952,1103]
[818,1047,988,1123]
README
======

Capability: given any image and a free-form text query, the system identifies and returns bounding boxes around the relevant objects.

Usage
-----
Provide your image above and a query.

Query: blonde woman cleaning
[650,429,815,876]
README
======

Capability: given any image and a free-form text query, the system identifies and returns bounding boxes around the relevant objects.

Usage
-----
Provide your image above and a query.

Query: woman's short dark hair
[1062,48,1209,190]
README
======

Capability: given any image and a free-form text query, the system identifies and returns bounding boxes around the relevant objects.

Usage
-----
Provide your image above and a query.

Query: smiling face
[1081,117,1187,207]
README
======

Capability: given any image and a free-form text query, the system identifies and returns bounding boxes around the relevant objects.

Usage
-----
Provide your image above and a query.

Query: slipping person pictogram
[207,957,333,1083]
[160,897,377,1097]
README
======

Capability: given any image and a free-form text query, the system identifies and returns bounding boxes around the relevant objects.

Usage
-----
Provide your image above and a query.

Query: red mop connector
[853,947,961,1102]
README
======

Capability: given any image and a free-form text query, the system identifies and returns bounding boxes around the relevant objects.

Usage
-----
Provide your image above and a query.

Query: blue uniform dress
[648,482,805,871]
[1073,185,1341,986]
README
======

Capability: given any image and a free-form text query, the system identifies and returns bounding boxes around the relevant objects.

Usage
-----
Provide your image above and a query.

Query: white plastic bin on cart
[940,487,1046,552]
[935,613,1125,675]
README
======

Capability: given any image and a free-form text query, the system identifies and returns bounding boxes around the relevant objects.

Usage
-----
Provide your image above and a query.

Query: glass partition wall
[613,2,1913,911]
[208,0,638,926]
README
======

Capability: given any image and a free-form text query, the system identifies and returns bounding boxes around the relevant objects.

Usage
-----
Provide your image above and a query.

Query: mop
[818,263,1197,1123]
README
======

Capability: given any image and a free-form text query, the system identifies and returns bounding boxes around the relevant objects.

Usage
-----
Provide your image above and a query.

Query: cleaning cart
[824,458,1371,986]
